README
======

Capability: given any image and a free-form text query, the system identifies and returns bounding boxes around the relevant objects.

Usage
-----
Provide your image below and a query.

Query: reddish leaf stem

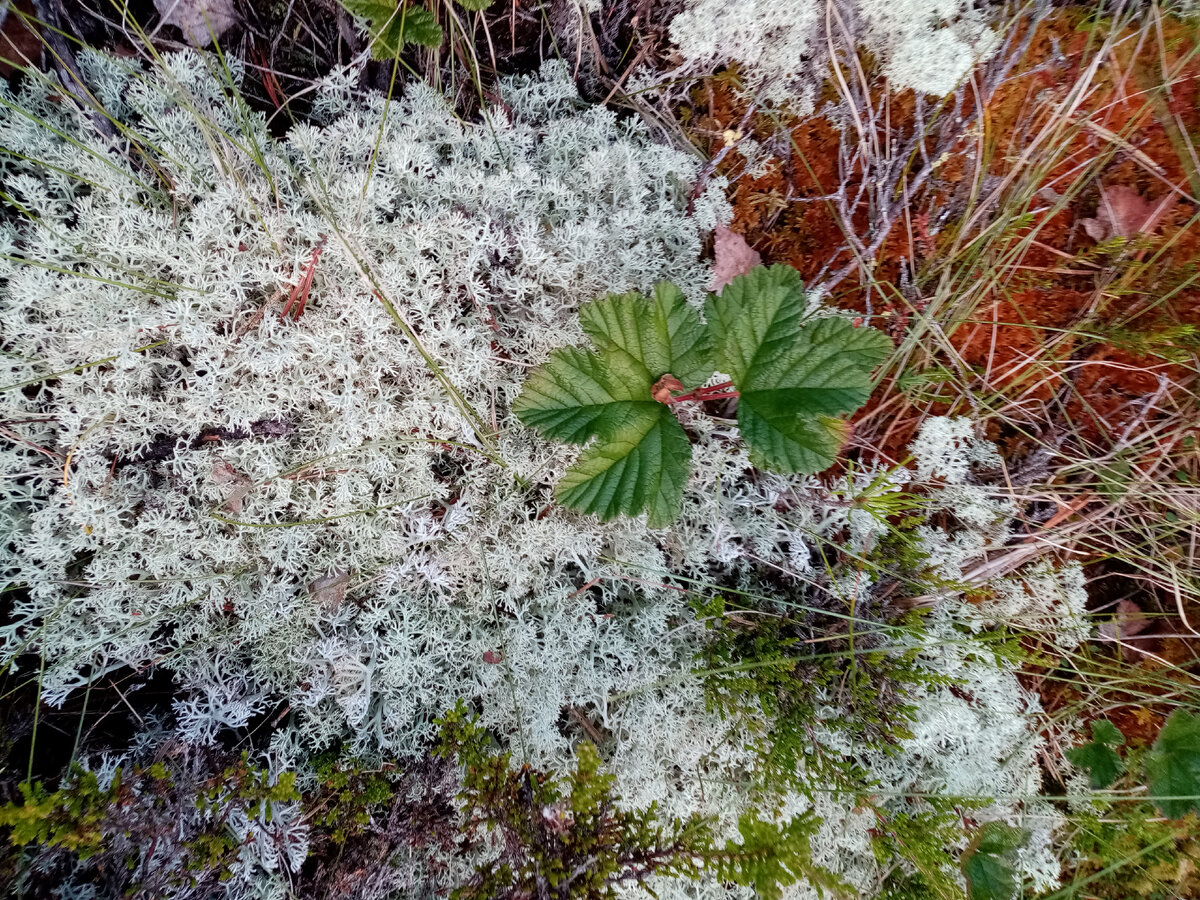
[664,380,739,404]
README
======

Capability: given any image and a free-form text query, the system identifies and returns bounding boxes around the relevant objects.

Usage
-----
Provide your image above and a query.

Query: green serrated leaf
[1091,719,1124,746]
[961,822,1029,900]
[737,402,851,475]
[580,283,712,390]
[1066,719,1125,789]
[455,0,495,9]
[513,347,651,444]
[706,264,810,383]
[1145,709,1200,818]
[706,266,890,473]
[514,287,709,526]
[557,407,691,529]
[340,0,394,18]
[395,7,443,48]
[340,1,443,58]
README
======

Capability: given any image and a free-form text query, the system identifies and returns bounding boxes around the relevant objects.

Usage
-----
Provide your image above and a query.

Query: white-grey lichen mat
[0,52,1081,898]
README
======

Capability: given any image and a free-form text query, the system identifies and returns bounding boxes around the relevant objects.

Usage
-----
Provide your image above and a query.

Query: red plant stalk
[252,43,284,111]
[664,380,739,404]
[281,235,327,321]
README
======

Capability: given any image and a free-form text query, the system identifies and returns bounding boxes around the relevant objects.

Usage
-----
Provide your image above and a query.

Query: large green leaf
[705,266,891,473]
[454,0,495,9]
[513,287,710,527]
[1145,709,1200,818]
[1065,719,1125,789]
[340,1,443,57]
[556,408,692,529]
[961,822,1029,900]
[706,264,811,382]
[580,283,712,390]
[511,347,649,444]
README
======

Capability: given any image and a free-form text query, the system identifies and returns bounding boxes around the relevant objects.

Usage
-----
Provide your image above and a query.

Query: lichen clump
[0,52,725,747]
[669,0,999,110]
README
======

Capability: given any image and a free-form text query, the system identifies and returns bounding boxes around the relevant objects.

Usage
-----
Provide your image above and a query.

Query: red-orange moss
[690,9,1199,459]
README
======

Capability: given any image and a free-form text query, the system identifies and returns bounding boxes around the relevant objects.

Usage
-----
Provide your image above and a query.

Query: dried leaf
[309,570,350,612]
[1081,184,1176,242]
[210,460,251,513]
[651,373,684,403]
[154,0,239,47]
[1134,707,1160,730]
[711,226,762,292]
[1098,599,1159,660]
[1080,216,1109,242]
[0,1,44,78]
[1098,599,1151,641]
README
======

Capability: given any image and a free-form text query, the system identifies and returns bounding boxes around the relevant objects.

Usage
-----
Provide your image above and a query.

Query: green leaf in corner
[1065,719,1125,789]
[340,1,443,58]
[1145,709,1200,818]
[961,822,1029,900]
[513,286,712,527]
[705,265,891,473]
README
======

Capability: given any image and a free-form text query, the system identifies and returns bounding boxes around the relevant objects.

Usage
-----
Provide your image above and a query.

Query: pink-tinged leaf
[1080,217,1109,242]
[1083,184,1177,241]
[483,650,504,664]
[1098,599,1158,660]
[711,226,762,292]
[1098,599,1151,641]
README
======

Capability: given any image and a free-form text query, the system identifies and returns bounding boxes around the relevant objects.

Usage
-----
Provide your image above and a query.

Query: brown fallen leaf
[711,225,762,292]
[154,0,239,47]
[1098,599,1151,641]
[309,570,350,612]
[1080,184,1176,242]
[210,459,251,513]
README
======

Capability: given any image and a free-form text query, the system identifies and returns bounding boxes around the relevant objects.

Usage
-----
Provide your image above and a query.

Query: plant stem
[664,380,739,404]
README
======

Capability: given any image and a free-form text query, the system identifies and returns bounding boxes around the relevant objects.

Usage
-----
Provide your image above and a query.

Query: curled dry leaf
[1098,599,1151,641]
[1098,599,1157,660]
[1080,184,1177,242]
[154,0,239,47]
[651,373,685,404]
[711,225,762,292]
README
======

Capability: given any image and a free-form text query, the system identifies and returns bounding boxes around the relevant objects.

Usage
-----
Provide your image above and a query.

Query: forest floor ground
[1,1,1198,898]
